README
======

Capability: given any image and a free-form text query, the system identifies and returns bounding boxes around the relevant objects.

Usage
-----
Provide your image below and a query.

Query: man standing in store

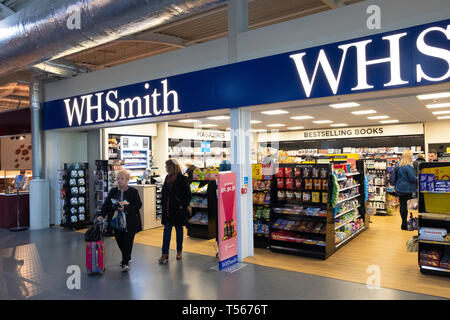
[184,155,197,183]
[219,152,231,171]
[427,149,438,162]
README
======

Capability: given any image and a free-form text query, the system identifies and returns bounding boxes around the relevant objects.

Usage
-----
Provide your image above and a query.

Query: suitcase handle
[95,243,99,268]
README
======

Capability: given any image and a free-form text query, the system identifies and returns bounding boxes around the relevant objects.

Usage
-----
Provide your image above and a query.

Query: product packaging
[426,174,435,192]
[322,179,329,191]
[314,179,322,190]
[277,178,285,189]
[294,167,302,178]
[312,192,321,203]
[419,174,428,192]
[275,167,285,178]
[286,178,295,190]
[285,167,293,178]
[295,179,302,189]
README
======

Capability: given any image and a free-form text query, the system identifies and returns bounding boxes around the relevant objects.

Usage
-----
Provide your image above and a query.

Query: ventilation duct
[0,0,228,76]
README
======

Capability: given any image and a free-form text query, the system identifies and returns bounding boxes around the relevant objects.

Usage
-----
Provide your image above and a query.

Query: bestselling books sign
[217,172,238,270]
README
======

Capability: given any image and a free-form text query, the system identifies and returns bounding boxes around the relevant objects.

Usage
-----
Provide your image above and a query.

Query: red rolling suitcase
[86,240,105,275]
[85,220,105,275]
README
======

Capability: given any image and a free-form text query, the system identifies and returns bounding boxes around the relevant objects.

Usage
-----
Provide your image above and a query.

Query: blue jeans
[162,225,183,255]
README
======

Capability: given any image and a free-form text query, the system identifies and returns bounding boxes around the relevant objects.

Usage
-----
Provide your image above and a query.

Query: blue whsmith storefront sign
[44,19,450,130]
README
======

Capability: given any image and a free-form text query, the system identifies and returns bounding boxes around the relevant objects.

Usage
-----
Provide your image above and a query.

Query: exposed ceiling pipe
[0,0,228,77]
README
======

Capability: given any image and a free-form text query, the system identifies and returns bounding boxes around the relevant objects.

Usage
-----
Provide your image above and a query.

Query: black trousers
[114,230,135,265]
[399,193,412,227]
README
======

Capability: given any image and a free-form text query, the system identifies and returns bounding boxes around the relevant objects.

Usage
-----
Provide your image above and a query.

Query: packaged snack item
[258,193,266,205]
[312,192,320,203]
[312,167,319,178]
[253,180,262,191]
[305,179,313,190]
[320,168,328,179]
[264,193,271,204]
[70,215,78,223]
[294,167,302,178]
[77,178,85,186]
[427,174,435,191]
[71,187,79,194]
[294,192,302,200]
[419,174,428,192]
[285,167,293,178]
[78,197,85,205]
[277,191,286,201]
[71,170,78,178]
[275,167,285,178]
[253,193,258,203]
[286,191,294,200]
[69,178,77,186]
[322,179,328,191]
[295,179,302,189]
[303,167,310,178]
[78,170,85,177]
[322,192,328,203]
[286,178,295,190]
[302,192,311,203]
[264,180,272,190]
[314,179,322,190]
[306,222,315,232]
[277,178,285,189]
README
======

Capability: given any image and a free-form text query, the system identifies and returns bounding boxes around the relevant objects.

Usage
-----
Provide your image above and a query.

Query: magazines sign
[217,172,238,270]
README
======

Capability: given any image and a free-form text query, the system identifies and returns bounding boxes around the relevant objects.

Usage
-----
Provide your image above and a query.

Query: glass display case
[0,170,32,194]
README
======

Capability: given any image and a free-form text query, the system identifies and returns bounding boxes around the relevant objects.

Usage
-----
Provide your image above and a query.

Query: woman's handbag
[407,212,418,231]
[407,198,418,210]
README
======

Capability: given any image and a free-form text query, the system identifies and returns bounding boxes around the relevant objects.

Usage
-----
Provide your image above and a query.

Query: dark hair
[429,149,437,154]
[223,152,227,158]
[165,159,182,176]
[417,154,425,160]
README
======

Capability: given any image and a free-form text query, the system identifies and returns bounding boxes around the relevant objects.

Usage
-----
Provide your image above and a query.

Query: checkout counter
[134,184,161,230]
[0,170,31,229]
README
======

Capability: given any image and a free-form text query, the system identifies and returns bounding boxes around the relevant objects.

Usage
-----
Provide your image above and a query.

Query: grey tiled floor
[0,227,445,300]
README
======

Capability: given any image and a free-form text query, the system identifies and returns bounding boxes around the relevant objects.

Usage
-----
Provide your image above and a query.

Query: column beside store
[152,122,169,176]
[230,108,254,260]
[29,79,50,230]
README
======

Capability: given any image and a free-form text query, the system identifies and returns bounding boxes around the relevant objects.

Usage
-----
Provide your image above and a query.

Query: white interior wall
[45,131,88,225]
[424,120,450,155]
[44,0,450,103]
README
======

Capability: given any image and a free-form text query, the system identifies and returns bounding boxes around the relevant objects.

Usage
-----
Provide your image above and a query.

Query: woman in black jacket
[97,169,142,272]
[159,159,192,264]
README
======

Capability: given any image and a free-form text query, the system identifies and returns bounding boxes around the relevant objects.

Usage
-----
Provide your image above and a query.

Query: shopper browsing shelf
[413,153,426,178]
[395,150,418,231]
[184,155,197,183]
[97,169,142,272]
[159,159,192,264]
[219,152,231,171]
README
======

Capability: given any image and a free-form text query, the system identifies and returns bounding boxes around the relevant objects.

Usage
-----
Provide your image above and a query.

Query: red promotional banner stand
[217,172,238,270]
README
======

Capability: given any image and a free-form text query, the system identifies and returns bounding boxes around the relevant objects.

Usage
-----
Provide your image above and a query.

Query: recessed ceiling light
[437,116,450,120]
[266,124,286,127]
[330,123,348,127]
[432,110,450,115]
[426,103,450,109]
[287,126,304,130]
[290,116,314,120]
[417,92,450,100]
[207,116,230,120]
[261,110,289,115]
[380,120,399,124]
[329,102,360,108]
[368,115,390,120]
[178,119,200,123]
[313,120,333,124]
[351,110,377,115]
[251,120,262,124]
[252,129,266,133]
[199,124,218,128]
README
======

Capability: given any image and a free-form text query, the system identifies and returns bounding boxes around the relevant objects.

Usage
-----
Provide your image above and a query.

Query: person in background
[97,169,142,272]
[413,153,426,177]
[184,155,197,183]
[12,169,29,191]
[219,152,231,171]
[395,150,418,231]
[159,159,192,264]
[427,149,438,162]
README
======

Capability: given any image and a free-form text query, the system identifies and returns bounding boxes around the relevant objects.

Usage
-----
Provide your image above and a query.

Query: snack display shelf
[273,210,328,218]
[255,233,270,238]
[338,184,360,192]
[269,244,326,258]
[420,266,450,273]
[335,205,361,219]
[335,226,365,248]
[270,235,326,246]
[335,215,361,230]
[336,194,360,205]
[419,212,450,221]
[271,226,326,236]
[419,240,450,246]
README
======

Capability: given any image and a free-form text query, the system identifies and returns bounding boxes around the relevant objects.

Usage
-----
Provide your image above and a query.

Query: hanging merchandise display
[364,159,388,216]
[61,163,90,230]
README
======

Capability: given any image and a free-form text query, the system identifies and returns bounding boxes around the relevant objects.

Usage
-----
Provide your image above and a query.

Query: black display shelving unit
[61,162,91,230]
[268,160,367,259]
[253,175,272,248]
[417,161,450,277]
[187,180,218,240]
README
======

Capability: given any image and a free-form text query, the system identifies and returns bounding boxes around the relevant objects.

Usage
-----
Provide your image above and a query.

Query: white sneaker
[121,264,130,272]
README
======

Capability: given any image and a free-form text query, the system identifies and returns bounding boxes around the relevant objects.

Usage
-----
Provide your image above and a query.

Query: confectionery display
[62,163,89,228]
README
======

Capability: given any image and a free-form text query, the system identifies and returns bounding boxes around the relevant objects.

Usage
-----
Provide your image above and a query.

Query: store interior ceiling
[0,0,362,113]
[169,83,450,132]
